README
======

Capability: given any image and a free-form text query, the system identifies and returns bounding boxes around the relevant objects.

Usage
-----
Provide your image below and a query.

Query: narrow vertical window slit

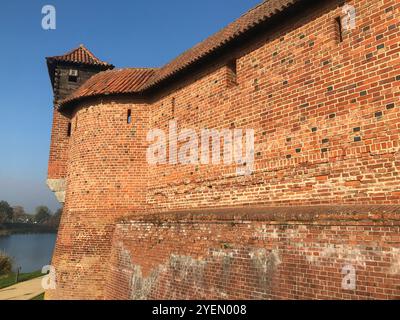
[335,17,343,43]
[127,109,132,124]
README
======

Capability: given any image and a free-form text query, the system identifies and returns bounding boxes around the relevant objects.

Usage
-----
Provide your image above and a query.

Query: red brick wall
[105,207,400,300]
[146,0,400,212]
[47,0,400,300]
[48,108,70,179]
[47,99,150,299]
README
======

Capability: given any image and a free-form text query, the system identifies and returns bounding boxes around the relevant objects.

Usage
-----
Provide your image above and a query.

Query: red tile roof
[141,0,298,90]
[47,44,114,68]
[61,68,157,104]
[58,0,299,108]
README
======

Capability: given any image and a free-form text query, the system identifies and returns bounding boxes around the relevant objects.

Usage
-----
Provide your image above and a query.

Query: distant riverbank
[0,223,57,236]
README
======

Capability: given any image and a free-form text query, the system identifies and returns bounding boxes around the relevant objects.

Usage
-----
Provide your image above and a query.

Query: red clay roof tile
[47,44,114,67]
[61,68,157,105]
[58,0,299,107]
[141,0,299,90]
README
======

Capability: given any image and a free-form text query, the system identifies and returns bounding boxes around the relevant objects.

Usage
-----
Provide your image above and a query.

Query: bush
[0,252,13,275]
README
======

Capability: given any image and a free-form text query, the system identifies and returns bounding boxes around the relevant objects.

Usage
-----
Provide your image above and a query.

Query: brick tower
[46,45,115,299]
[46,45,114,202]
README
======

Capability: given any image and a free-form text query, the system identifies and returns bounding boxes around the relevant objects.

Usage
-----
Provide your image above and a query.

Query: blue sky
[0,0,260,213]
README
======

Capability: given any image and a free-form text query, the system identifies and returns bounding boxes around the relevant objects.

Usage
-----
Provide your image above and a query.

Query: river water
[0,233,57,273]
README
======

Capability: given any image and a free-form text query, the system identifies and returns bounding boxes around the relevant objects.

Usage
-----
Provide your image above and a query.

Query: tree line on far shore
[0,200,61,229]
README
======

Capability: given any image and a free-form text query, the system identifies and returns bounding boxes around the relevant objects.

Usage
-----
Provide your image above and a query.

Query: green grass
[31,293,45,300]
[0,270,43,289]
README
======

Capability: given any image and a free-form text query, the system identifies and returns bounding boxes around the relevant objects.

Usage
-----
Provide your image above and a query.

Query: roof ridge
[118,67,159,71]
[238,0,270,18]
[47,44,114,67]
[78,44,98,61]
[57,0,299,108]
[97,67,158,75]
[59,68,157,106]
[140,0,298,90]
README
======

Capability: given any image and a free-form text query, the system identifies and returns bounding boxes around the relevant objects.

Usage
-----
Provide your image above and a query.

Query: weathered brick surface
[48,63,111,181]
[48,108,70,179]
[105,208,400,300]
[145,0,400,211]
[46,0,400,299]
[47,100,150,299]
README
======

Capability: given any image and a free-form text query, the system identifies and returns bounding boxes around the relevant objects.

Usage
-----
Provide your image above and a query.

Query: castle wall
[48,108,70,181]
[105,0,400,300]
[145,0,400,212]
[47,99,150,299]
[47,65,110,201]
[105,208,400,300]
[48,0,400,299]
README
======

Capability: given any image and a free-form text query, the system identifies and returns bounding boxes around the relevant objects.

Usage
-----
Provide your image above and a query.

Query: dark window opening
[172,98,175,117]
[335,17,343,43]
[67,122,72,137]
[127,109,132,124]
[68,69,79,83]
